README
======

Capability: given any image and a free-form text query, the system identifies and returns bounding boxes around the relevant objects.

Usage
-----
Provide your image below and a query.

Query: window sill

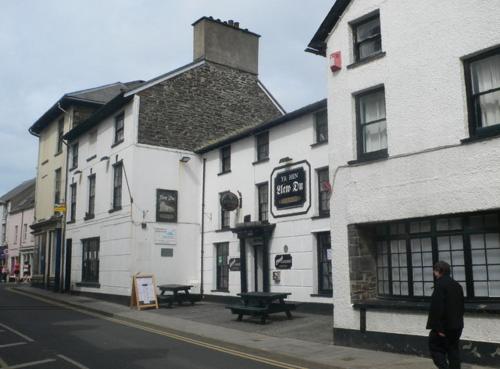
[311,214,330,220]
[347,51,386,70]
[86,155,97,162]
[108,206,122,213]
[215,228,231,233]
[461,131,500,145]
[54,151,63,157]
[310,293,333,298]
[353,298,500,314]
[218,170,232,176]
[310,141,328,148]
[111,140,124,149]
[75,282,100,288]
[66,220,76,225]
[41,159,49,166]
[252,158,269,166]
[84,214,95,221]
[69,166,77,172]
[348,150,388,165]
[211,289,230,293]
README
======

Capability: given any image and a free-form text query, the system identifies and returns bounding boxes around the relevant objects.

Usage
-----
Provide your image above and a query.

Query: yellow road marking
[8,288,309,369]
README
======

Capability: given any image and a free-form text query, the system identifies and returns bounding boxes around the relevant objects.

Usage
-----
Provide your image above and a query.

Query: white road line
[9,359,56,369]
[0,323,34,342]
[0,342,27,348]
[57,354,90,369]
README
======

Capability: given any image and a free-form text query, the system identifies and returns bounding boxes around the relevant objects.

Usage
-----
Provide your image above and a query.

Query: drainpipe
[200,158,206,297]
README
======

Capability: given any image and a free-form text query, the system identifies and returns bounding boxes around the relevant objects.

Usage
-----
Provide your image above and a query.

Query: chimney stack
[192,16,260,75]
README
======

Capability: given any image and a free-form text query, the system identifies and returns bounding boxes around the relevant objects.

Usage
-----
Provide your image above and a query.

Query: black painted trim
[347,51,386,69]
[75,282,101,288]
[310,141,328,148]
[252,158,270,166]
[111,139,124,149]
[86,155,97,162]
[217,170,231,176]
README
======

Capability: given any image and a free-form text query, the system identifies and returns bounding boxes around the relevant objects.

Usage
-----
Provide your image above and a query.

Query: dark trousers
[429,329,462,369]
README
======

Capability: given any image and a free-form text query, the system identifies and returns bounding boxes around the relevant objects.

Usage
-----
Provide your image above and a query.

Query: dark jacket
[426,274,465,331]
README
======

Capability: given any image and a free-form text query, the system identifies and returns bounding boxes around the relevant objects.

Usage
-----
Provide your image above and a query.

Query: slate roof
[29,81,144,135]
[195,99,327,154]
[0,178,36,213]
[0,178,36,203]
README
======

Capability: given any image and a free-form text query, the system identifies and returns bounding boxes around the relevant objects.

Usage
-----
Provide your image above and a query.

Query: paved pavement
[2,285,496,369]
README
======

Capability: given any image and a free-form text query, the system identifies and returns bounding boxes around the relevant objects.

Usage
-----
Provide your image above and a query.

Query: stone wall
[137,61,282,151]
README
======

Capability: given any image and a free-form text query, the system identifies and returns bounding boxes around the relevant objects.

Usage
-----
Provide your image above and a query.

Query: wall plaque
[275,254,292,270]
[229,258,241,271]
[274,167,306,209]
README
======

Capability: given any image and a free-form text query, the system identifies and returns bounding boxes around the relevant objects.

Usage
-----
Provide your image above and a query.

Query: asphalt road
[0,285,304,369]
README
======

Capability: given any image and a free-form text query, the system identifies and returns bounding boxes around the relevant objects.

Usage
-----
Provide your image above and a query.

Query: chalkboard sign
[229,258,241,271]
[274,167,306,209]
[130,274,159,310]
[275,254,292,270]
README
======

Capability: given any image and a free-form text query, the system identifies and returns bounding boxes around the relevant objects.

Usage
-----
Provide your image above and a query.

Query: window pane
[363,120,387,153]
[413,267,423,281]
[437,237,449,251]
[422,252,433,266]
[471,234,484,249]
[423,267,433,281]
[359,39,382,59]
[471,53,500,94]
[399,253,407,267]
[422,238,432,252]
[488,265,500,280]
[451,251,464,266]
[439,251,451,263]
[360,90,386,124]
[411,239,421,252]
[424,283,434,296]
[474,282,489,296]
[473,265,487,281]
[453,266,466,281]
[392,281,400,295]
[477,90,500,128]
[413,282,423,296]
[472,249,486,264]
[485,233,500,248]
[412,253,422,266]
[356,17,380,42]
[489,282,500,297]
[400,282,409,295]
[450,236,463,250]
[487,249,500,264]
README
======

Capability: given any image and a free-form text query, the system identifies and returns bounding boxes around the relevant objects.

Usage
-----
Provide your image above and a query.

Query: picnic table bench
[157,284,202,308]
[225,292,296,324]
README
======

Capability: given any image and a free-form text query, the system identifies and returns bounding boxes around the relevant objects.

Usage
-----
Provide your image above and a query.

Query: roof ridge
[66,81,125,97]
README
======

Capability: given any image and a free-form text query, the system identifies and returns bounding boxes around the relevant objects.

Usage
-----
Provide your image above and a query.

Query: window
[23,224,27,241]
[220,193,230,229]
[114,113,124,145]
[87,174,96,218]
[465,48,500,137]
[220,146,231,173]
[70,143,79,169]
[14,225,18,244]
[81,238,99,283]
[54,168,62,204]
[317,168,330,217]
[356,87,387,160]
[256,132,269,161]
[112,162,123,210]
[375,212,500,299]
[352,13,382,62]
[317,232,332,295]
[88,129,97,154]
[315,110,328,143]
[257,183,268,222]
[69,183,77,222]
[56,118,64,154]
[215,242,229,291]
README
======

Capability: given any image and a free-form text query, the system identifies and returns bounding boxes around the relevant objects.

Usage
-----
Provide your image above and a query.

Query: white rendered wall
[203,111,330,303]
[325,0,500,342]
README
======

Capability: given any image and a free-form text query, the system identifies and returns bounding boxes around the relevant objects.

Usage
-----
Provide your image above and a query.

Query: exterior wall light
[180,156,191,163]
[279,156,293,163]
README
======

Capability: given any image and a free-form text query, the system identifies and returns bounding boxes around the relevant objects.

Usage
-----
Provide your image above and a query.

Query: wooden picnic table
[157,284,201,308]
[226,292,295,324]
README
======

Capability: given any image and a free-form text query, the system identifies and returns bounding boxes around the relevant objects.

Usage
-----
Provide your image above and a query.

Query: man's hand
[437,331,446,337]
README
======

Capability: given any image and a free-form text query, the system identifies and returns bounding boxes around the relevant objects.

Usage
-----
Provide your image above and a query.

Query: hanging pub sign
[220,191,239,211]
[275,254,292,270]
[156,189,178,222]
[274,167,306,209]
[229,258,241,271]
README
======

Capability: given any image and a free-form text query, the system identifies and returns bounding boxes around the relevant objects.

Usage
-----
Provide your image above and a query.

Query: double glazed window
[87,174,96,218]
[356,87,387,160]
[352,13,382,62]
[317,168,330,217]
[82,238,99,283]
[257,183,268,222]
[315,110,328,144]
[317,232,332,295]
[376,212,500,299]
[215,242,229,291]
[112,162,123,210]
[256,132,269,161]
[114,113,124,145]
[69,183,77,222]
[220,146,231,173]
[465,48,500,137]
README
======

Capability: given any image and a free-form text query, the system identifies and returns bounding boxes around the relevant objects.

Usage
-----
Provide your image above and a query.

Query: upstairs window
[69,183,77,222]
[465,47,500,138]
[54,168,62,204]
[257,182,268,222]
[317,167,330,217]
[356,87,387,160]
[220,192,230,229]
[256,132,269,161]
[87,174,96,219]
[114,113,124,145]
[352,13,382,62]
[220,146,231,174]
[71,143,79,169]
[112,162,123,210]
[315,110,328,144]
[56,118,64,154]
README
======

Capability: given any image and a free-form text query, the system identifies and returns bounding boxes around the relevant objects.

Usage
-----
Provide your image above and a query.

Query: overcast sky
[0,0,332,195]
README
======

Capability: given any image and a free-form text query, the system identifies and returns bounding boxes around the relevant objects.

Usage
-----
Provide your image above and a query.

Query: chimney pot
[234,22,239,28]
[228,20,234,26]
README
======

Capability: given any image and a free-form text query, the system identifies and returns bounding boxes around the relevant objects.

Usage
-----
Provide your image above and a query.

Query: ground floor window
[317,232,332,295]
[375,211,500,299]
[215,242,229,291]
[82,238,99,283]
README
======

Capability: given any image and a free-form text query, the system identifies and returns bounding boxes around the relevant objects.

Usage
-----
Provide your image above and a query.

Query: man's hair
[433,261,451,275]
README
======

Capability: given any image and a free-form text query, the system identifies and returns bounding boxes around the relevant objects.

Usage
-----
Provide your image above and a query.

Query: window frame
[113,112,125,146]
[314,110,329,144]
[351,12,382,63]
[215,242,229,291]
[317,231,333,295]
[255,132,269,162]
[112,162,123,211]
[69,182,77,222]
[81,237,100,283]
[464,46,500,139]
[355,86,388,161]
[87,174,96,219]
[257,182,269,222]
[70,142,79,170]
[220,146,231,174]
[219,192,231,230]
[54,168,62,205]
[316,167,330,217]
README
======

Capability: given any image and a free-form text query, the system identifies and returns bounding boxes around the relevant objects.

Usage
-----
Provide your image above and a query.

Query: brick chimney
[192,16,260,75]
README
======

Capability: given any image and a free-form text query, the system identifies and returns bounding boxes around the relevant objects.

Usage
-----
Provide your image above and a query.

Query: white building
[307,0,500,366]
[197,100,332,303]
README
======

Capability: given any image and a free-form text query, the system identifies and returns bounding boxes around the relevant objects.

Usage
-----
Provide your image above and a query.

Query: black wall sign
[275,254,292,270]
[229,258,241,271]
[220,192,239,211]
[274,167,306,209]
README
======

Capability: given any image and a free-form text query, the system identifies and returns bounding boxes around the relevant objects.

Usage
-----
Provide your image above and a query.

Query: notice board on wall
[130,273,159,310]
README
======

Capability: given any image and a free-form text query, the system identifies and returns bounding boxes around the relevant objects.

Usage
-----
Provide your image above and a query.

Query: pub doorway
[247,238,265,292]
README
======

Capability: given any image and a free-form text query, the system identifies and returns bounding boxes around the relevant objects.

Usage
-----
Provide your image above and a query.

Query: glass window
[376,241,390,295]
[257,183,268,222]
[315,110,328,143]
[317,232,332,294]
[317,168,330,217]
[220,146,231,173]
[114,113,124,144]
[56,118,64,154]
[353,14,382,61]
[113,163,123,210]
[54,168,62,204]
[215,242,229,291]
[69,183,77,222]
[87,175,96,218]
[82,238,99,283]
[71,143,79,169]
[220,193,230,229]
[256,132,269,161]
[411,237,434,297]
[357,88,387,158]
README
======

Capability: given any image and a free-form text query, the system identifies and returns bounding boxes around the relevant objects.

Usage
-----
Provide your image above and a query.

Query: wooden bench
[226,292,295,324]
[157,284,202,308]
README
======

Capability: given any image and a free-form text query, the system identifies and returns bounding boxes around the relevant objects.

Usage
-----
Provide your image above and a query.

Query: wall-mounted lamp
[180,156,191,163]
[279,156,293,163]
[100,156,110,162]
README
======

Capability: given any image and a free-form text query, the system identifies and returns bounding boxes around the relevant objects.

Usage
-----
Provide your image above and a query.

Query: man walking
[427,261,465,369]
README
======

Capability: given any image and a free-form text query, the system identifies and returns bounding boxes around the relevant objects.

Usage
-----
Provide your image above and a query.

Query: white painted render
[6,207,35,269]
[325,0,500,343]
[202,110,331,303]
